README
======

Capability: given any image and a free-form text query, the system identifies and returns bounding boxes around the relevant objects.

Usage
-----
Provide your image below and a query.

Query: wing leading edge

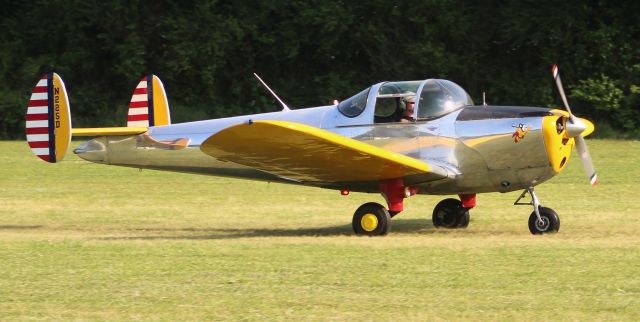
[200,120,448,184]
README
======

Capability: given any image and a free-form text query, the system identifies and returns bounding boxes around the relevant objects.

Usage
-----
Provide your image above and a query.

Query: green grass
[1,140,639,321]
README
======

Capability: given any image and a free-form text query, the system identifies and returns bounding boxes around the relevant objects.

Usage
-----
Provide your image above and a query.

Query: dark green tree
[1,0,638,138]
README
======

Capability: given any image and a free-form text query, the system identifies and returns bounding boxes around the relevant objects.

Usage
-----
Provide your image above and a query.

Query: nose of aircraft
[542,113,596,174]
[564,117,595,138]
[74,137,107,163]
[565,118,587,138]
[542,114,574,173]
[579,118,595,137]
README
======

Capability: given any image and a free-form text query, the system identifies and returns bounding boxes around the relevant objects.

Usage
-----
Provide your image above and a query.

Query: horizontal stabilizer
[201,120,445,183]
[25,72,71,163]
[72,127,148,136]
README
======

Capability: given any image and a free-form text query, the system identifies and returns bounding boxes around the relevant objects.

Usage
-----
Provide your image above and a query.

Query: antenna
[253,73,290,111]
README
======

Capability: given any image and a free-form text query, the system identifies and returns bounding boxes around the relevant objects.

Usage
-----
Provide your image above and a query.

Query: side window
[374,98,401,123]
[338,88,370,117]
[418,82,447,118]
[417,80,473,119]
[375,81,421,123]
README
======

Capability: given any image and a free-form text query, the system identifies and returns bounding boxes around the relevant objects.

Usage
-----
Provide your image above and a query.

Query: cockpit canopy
[338,79,474,122]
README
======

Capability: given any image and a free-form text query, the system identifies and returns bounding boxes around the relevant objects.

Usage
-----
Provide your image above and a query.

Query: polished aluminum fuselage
[75,102,557,195]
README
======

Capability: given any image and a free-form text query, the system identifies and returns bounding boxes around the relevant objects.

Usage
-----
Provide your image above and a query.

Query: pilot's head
[403,95,416,104]
[403,95,416,117]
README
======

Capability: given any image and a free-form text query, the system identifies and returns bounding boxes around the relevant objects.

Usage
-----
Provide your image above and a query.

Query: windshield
[337,87,370,117]
[417,79,473,119]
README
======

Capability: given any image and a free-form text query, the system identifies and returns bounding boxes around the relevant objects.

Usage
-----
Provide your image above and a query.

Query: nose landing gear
[515,187,560,234]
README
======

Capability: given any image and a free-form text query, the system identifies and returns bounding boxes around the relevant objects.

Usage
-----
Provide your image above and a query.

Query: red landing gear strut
[459,194,477,208]
[379,178,418,217]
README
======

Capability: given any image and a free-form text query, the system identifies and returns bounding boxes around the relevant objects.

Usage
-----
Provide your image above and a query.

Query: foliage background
[1,0,638,138]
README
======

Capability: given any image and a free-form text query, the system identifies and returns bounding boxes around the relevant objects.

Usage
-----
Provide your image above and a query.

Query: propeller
[552,64,598,186]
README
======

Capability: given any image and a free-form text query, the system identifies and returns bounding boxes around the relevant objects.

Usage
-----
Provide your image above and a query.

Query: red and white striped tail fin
[25,72,72,163]
[127,75,171,127]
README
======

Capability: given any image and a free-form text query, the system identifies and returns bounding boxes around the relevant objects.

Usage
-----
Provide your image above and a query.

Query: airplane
[24,65,596,236]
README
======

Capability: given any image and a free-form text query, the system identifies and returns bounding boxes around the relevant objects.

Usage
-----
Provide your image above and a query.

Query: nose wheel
[515,187,560,234]
[352,202,391,236]
[528,207,560,234]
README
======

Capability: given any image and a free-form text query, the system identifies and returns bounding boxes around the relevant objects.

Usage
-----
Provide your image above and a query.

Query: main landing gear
[350,179,477,236]
[515,187,560,234]
[351,178,409,236]
[432,198,470,228]
[432,194,475,229]
[350,184,560,235]
[352,202,391,236]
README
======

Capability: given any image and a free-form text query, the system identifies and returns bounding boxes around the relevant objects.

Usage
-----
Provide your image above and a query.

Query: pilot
[400,95,416,122]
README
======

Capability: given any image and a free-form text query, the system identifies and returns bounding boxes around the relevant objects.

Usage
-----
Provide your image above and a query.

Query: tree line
[1,0,638,138]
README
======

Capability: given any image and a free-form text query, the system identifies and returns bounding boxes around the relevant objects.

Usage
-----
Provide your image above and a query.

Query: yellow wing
[200,120,448,183]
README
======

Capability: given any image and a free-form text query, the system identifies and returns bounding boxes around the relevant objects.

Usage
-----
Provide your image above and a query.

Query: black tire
[388,210,401,218]
[432,198,470,229]
[457,211,470,228]
[352,202,391,236]
[528,207,560,234]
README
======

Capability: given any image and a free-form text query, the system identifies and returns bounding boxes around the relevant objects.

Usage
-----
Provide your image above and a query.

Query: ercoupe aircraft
[25,65,596,235]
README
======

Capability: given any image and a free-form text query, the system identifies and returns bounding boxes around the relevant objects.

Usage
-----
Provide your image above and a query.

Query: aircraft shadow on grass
[0,225,44,230]
[97,219,439,240]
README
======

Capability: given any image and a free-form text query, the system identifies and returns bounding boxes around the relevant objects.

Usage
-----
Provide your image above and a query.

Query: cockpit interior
[338,79,474,124]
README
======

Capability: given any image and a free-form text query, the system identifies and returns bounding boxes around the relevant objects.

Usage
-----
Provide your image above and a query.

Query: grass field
[1,140,639,321]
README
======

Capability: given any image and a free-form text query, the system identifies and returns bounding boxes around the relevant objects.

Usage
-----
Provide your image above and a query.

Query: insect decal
[512,123,531,143]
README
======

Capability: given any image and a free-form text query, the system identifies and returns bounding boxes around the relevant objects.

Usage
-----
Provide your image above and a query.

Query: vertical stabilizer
[127,75,171,127]
[25,72,72,163]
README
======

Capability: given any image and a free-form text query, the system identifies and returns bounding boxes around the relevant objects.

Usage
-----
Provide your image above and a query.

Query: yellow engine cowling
[542,109,595,173]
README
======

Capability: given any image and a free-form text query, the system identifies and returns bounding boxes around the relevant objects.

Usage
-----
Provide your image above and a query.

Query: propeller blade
[552,64,576,121]
[575,136,598,186]
[552,64,597,186]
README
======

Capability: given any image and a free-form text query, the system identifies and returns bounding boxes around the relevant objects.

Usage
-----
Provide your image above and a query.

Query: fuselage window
[374,81,421,123]
[374,97,402,123]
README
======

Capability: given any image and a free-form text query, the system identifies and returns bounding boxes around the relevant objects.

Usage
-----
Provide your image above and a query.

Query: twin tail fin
[127,75,171,127]
[25,72,171,163]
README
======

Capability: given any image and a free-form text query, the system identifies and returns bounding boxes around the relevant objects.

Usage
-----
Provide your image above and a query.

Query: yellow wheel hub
[361,213,379,232]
